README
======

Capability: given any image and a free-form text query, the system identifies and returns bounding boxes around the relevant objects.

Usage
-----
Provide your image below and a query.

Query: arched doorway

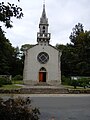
[39,67,47,82]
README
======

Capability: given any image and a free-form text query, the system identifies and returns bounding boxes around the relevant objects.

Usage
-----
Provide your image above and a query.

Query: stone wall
[0,88,90,94]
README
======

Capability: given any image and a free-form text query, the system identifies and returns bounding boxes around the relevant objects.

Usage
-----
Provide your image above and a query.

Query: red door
[39,72,46,82]
[39,72,43,82]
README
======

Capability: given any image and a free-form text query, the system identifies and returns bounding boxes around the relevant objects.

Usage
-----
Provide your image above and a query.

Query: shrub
[61,75,71,85]
[78,77,90,88]
[71,80,78,89]
[13,75,23,81]
[0,97,40,120]
[0,77,12,87]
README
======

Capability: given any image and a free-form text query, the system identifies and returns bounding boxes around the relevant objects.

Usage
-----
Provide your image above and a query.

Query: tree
[69,23,84,46]
[0,97,40,120]
[68,23,90,76]
[0,2,23,28]
[0,27,24,76]
[0,27,15,75]
[0,1,24,76]
[21,44,35,52]
[57,23,90,77]
[75,31,90,76]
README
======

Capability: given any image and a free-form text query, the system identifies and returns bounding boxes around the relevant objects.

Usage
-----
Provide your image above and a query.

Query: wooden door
[39,72,43,82]
[39,72,46,82]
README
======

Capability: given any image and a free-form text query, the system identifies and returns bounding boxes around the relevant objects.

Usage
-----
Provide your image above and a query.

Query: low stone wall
[68,89,90,94]
[0,88,90,94]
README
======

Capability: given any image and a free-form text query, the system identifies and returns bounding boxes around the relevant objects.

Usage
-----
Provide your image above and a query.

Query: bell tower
[37,2,51,45]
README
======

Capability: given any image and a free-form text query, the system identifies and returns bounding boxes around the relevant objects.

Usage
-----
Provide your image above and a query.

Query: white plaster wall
[23,44,61,85]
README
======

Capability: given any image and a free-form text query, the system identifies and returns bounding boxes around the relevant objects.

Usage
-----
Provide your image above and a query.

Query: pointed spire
[42,1,46,18]
[37,0,51,44]
[40,0,48,24]
[43,0,45,11]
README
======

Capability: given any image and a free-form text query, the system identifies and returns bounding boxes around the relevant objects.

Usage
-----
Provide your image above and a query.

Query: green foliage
[0,84,22,90]
[69,23,84,45]
[57,23,90,77]
[0,2,23,28]
[0,77,12,87]
[62,76,90,89]
[61,76,71,85]
[0,27,24,76]
[0,27,14,75]
[78,78,90,87]
[70,80,78,89]
[0,97,40,120]
[13,75,23,81]
[0,1,24,76]
[21,44,34,51]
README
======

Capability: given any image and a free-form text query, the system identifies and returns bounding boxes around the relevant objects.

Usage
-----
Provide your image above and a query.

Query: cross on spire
[43,0,45,5]
[43,0,45,10]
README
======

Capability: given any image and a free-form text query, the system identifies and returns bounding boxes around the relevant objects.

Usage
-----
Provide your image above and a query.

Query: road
[0,94,90,120]
[30,94,90,120]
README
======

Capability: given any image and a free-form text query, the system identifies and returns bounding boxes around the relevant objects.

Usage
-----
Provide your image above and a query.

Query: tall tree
[75,31,90,75]
[0,2,23,28]
[68,23,90,76]
[0,27,14,75]
[57,23,90,77]
[69,23,84,46]
[0,1,24,76]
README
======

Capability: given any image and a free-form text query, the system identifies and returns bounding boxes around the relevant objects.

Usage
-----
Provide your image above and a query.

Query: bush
[71,80,78,89]
[0,77,12,87]
[13,75,23,81]
[0,97,40,120]
[78,77,90,88]
[61,76,90,89]
[61,76,71,85]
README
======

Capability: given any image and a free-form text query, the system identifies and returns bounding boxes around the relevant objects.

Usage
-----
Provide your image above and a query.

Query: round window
[37,52,49,64]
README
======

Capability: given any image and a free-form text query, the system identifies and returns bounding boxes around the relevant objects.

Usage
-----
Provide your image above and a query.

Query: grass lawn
[12,80,24,84]
[64,85,90,90]
[0,84,22,90]
[0,80,23,90]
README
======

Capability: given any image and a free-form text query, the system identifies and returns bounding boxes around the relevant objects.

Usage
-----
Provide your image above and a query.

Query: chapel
[23,3,61,85]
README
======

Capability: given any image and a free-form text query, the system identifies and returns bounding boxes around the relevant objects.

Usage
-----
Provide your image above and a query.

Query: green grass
[64,85,90,90]
[12,80,23,84]
[0,84,22,90]
[0,80,23,90]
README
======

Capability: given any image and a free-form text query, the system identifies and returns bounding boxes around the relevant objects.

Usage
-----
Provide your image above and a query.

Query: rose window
[37,52,49,64]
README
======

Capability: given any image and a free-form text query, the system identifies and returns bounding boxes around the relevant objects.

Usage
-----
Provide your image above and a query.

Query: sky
[2,0,90,48]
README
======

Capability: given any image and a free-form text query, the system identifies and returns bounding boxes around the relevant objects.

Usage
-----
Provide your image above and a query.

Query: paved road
[0,94,90,120]
[30,95,90,120]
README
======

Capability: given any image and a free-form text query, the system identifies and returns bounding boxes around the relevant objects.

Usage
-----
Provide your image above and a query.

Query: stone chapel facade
[23,3,61,85]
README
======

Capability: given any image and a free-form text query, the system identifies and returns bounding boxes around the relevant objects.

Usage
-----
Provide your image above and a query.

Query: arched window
[43,26,45,29]
[39,67,46,72]
[43,26,45,33]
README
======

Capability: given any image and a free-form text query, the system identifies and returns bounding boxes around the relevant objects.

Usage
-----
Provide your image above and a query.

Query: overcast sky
[3,0,90,47]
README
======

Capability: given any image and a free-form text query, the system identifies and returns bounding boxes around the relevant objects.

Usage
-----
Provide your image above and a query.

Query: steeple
[37,1,51,45]
[40,3,47,24]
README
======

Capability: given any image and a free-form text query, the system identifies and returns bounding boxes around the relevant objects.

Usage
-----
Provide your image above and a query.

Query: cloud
[3,0,90,47]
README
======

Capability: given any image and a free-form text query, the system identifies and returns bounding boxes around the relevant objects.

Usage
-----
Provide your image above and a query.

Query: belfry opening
[39,67,47,82]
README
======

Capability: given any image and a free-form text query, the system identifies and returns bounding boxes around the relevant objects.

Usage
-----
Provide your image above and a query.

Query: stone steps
[18,88,69,94]
[0,88,90,94]
[0,87,68,94]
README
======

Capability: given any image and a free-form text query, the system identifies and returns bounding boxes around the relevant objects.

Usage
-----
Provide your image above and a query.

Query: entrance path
[16,83,65,89]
